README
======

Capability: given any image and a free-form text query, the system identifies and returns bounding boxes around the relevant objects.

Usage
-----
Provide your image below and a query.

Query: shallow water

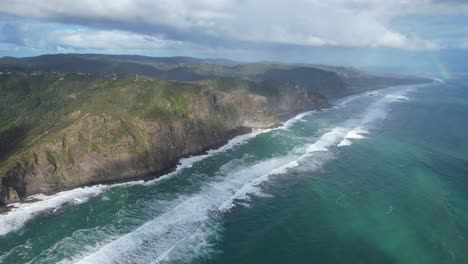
[1,77,467,264]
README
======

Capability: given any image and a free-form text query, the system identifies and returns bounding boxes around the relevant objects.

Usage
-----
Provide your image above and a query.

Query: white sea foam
[337,139,352,147]
[0,185,107,236]
[0,113,279,239]
[366,91,379,96]
[120,109,322,187]
[218,159,300,212]
[281,111,315,129]
[338,127,369,147]
[179,128,272,168]
[142,127,274,186]
[306,127,347,152]
[385,94,410,102]
[67,118,379,263]
[337,89,411,148]
[346,128,368,139]
[63,156,300,264]
[334,94,360,108]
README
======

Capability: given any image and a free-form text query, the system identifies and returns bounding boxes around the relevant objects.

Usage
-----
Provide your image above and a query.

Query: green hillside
[0,54,431,206]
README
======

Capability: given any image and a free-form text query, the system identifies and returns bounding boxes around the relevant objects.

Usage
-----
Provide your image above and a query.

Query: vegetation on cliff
[0,73,326,205]
[0,54,431,206]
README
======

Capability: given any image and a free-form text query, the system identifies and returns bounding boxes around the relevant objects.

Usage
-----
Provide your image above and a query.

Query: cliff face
[0,80,328,206]
[0,54,431,207]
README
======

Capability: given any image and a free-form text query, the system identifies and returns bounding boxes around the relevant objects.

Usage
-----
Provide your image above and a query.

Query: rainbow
[430,54,452,80]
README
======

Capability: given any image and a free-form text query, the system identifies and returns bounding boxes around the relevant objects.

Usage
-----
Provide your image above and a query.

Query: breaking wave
[0,185,108,236]
[1,83,427,263]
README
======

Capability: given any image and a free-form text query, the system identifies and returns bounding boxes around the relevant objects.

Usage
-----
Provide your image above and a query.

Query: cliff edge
[0,76,328,206]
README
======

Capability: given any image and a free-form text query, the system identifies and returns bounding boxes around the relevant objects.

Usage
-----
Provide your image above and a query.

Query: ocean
[1,76,467,264]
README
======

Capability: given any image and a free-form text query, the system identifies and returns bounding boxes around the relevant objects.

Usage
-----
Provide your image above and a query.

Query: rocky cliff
[0,54,432,207]
[0,76,328,206]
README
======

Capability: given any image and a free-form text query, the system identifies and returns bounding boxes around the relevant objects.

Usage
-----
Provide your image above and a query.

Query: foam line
[338,127,368,147]
[281,111,316,129]
[66,83,434,262]
[306,127,348,152]
[3,82,432,261]
[0,127,276,238]
[218,159,300,212]
[0,185,107,236]
[67,121,365,263]
[64,156,299,264]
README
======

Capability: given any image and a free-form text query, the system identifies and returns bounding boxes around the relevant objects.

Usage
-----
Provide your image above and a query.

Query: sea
[1,76,467,264]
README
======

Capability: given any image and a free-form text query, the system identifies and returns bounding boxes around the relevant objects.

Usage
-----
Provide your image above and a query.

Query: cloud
[34,29,183,51]
[0,0,454,52]
[0,23,24,45]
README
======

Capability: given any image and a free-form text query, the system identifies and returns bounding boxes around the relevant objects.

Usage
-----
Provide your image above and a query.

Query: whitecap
[366,91,379,96]
[346,127,368,139]
[62,156,300,264]
[337,139,352,147]
[334,94,361,108]
[306,127,347,152]
[338,127,369,147]
[218,159,300,212]
[281,110,316,129]
[385,94,410,102]
[0,185,107,236]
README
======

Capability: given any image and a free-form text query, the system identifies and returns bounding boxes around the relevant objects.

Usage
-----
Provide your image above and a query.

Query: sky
[0,0,467,73]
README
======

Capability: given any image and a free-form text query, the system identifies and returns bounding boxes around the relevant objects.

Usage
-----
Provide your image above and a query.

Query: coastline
[0,79,436,240]
[0,108,309,214]
[0,78,434,211]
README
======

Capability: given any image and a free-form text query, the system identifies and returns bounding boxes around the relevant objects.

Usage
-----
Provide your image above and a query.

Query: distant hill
[0,54,432,207]
[0,53,428,96]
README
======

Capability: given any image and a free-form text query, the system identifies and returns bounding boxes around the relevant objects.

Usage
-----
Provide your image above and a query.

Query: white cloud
[0,0,462,51]
[34,29,181,50]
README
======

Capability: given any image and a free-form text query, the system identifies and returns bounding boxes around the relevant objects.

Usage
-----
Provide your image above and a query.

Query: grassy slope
[0,73,96,163]
[0,73,277,176]
[0,55,430,181]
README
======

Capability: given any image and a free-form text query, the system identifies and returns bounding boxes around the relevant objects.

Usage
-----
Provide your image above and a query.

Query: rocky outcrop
[0,85,327,206]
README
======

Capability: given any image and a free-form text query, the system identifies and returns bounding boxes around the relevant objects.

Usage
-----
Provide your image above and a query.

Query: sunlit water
[1,77,468,264]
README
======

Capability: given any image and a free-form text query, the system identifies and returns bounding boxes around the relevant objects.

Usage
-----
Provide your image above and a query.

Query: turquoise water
[1,77,468,263]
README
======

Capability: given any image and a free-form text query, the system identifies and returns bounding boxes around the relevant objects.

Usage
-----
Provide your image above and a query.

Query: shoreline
[0,109,310,214]
[0,127,260,214]
[0,79,434,211]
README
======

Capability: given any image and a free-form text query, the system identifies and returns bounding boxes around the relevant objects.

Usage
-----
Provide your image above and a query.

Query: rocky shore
[0,81,328,206]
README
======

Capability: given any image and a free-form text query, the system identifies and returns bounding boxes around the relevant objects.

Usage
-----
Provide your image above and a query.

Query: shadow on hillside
[0,125,29,162]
